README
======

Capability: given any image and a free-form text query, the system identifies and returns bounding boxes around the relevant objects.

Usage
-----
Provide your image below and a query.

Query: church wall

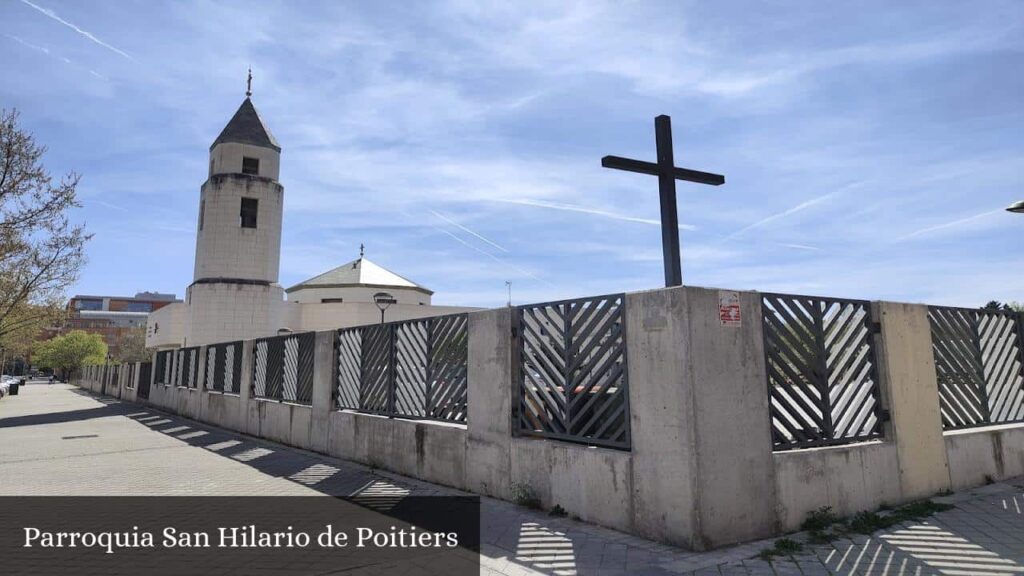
[293,301,480,332]
[286,285,430,305]
[210,142,280,181]
[186,283,287,346]
[145,302,187,350]
[193,175,283,283]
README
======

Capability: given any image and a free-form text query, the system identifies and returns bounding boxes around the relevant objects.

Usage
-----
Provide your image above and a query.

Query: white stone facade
[185,283,287,347]
[194,152,283,282]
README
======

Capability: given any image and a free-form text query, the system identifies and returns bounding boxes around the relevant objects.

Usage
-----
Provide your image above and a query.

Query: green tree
[983,301,1024,313]
[33,330,106,380]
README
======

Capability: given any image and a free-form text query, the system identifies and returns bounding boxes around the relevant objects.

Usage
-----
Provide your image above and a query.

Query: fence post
[465,308,513,499]
[310,330,336,454]
[239,339,256,435]
[876,301,951,499]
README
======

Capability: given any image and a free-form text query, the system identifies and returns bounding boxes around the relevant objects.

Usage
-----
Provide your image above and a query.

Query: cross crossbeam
[602,115,724,287]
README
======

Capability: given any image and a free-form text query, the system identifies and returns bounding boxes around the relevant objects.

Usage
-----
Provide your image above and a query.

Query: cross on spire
[602,115,724,287]
[246,67,253,97]
[359,243,365,258]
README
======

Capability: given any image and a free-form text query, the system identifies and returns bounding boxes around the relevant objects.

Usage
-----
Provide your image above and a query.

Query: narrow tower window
[240,197,258,228]
[242,156,260,176]
[199,200,205,230]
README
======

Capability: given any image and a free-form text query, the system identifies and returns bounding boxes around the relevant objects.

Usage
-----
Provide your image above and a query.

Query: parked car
[0,375,14,398]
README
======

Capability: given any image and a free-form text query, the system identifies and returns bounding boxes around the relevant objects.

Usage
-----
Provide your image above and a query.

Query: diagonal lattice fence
[515,294,631,450]
[336,314,469,424]
[761,293,884,450]
[928,307,1024,430]
[155,350,171,385]
[171,347,201,388]
[137,362,152,399]
[252,332,315,404]
[206,341,243,394]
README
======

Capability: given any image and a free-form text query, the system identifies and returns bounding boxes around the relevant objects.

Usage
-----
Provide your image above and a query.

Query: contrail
[19,0,134,60]
[896,208,1003,241]
[724,191,840,240]
[776,242,821,252]
[4,33,49,54]
[431,225,554,287]
[493,198,697,230]
[429,210,509,252]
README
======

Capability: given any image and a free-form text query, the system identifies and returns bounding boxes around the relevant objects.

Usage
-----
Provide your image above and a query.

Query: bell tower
[186,79,286,346]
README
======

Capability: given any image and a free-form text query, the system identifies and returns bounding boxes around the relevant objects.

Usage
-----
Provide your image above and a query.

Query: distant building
[49,292,180,357]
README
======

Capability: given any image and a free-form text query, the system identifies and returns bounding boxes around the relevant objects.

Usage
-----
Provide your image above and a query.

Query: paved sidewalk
[2,385,1024,575]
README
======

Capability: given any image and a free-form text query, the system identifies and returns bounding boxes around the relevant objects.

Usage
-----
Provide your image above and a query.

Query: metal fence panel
[762,293,884,450]
[516,294,631,450]
[207,341,242,394]
[138,362,152,399]
[395,322,428,417]
[336,330,361,409]
[155,351,171,384]
[359,324,393,414]
[174,347,200,389]
[428,314,469,422]
[929,307,1024,430]
[252,333,314,404]
[336,313,469,424]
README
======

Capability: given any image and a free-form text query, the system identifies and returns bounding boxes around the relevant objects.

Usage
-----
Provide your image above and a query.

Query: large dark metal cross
[602,115,724,287]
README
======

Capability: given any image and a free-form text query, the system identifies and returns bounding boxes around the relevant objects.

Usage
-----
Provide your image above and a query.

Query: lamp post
[373,292,396,324]
[1007,201,1024,214]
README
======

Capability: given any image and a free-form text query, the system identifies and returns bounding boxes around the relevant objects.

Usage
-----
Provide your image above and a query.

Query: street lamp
[1007,200,1024,214]
[373,292,396,324]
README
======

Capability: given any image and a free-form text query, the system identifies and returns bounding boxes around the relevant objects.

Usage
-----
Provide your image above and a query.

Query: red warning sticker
[719,290,741,328]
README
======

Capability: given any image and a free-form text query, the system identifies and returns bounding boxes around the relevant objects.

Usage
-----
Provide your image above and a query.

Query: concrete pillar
[465,308,513,499]
[310,330,336,454]
[239,339,256,435]
[876,301,951,498]
[625,286,776,549]
[682,287,775,549]
[131,361,141,402]
[195,345,208,420]
[624,287,696,547]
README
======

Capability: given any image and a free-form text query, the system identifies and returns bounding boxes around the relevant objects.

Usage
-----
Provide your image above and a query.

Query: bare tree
[0,109,90,341]
[116,326,151,363]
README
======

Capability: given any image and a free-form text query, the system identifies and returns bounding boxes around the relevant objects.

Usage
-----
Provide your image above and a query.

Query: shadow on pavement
[0,403,128,429]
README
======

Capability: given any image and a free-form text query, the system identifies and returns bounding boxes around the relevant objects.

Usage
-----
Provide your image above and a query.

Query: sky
[1,0,1022,309]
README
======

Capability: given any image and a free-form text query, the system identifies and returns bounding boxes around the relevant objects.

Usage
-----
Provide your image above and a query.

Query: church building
[146,91,476,350]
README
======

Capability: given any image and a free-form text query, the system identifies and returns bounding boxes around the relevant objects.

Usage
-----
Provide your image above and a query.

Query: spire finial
[359,243,365,258]
[246,67,253,97]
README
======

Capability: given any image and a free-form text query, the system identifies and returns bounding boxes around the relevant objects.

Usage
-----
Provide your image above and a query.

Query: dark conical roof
[210,98,280,152]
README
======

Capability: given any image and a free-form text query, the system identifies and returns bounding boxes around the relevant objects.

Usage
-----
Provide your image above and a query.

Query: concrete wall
[78,285,1024,551]
[946,425,1024,490]
[146,301,188,350]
